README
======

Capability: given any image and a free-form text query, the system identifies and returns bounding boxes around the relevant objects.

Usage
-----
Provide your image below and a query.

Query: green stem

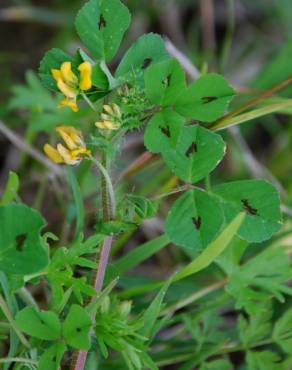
[81,92,97,112]
[90,157,116,219]
[209,76,292,130]
[0,293,30,348]
[0,357,37,365]
[211,100,292,131]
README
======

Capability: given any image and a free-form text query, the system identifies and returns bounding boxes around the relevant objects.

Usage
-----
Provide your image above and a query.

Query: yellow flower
[95,104,122,131]
[51,61,92,112]
[44,126,91,165]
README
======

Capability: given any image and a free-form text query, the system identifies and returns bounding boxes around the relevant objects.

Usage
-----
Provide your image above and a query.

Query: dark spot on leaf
[141,58,152,70]
[241,199,258,216]
[76,327,82,332]
[162,74,171,87]
[190,120,200,125]
[202,96,217,104]
[15,234,26,252]
[192,216,201,230]
[52,356,57,362]
[98,15,106,29]
[185,142,197,157]
[160,125,171,138]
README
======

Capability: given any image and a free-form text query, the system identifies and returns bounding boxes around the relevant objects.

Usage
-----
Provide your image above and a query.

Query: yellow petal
[103,104,114,115]
[51,69,62,81]
[71,147,91,158]
[112,103,122,118]
[78,62,92,91]
[95,120,118,130]
[56,126,84,149]
[58,98,79,112]
[43,144,64,164]
[57,79,77,99]
[60,61,78,86]
[57,143,79,165]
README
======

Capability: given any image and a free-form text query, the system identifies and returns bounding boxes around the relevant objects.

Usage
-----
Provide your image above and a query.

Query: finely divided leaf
[273,308,292,354]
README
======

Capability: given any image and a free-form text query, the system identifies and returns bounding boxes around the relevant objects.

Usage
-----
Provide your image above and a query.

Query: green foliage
[212,180,282,242]
[0,171,19,206]
[175,74,235,122]
[75,0,131,61]
[226,245,292,314]
[273,308,292,354]
[162,125,226,183]
[165,189,224,250]
[144,59,186,106]
[39,48,73,91]
[115,33,169,80]
[15,306,61,340]
[63,304,92,350]
[1,1,290,369]
[38,343,67,370]
[0,204,48,275]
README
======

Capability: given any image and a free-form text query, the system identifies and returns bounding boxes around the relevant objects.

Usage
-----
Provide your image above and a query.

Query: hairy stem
[73,153,116,370]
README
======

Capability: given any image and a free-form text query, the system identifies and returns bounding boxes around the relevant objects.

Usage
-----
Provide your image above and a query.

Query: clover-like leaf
[115,33,169,80]
[175,73,235,122]
[75,0,130,61]
[63,304,92,350]
[15,306,61,340]
[165,189,224,250]
[0,204,49,275]
[144,59,186,105]
[39,48,73,91]
[163,125,226,183]
[39,343,67,370]
[212,180,282,243]
[144,110,184,153]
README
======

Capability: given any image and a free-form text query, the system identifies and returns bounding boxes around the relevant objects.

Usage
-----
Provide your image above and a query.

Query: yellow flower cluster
[44,60,124,166]
[52,61,92,112]
[44,126,91,165]
[95,103,122,130]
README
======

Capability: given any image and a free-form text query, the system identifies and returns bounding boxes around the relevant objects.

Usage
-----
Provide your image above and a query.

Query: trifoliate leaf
[39,343,66,370]
[144,110,184,154]
[75,0,131,61]
[163,125,226,183]
[15,306,61,340]
[63,304,92,350]
[144,58,186,105]
[0,204,49,275]
[175,74,235,122]
[115,33,169,80]
[212,180,282,243]
[39,48,73,91]
[165,189,224,250]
